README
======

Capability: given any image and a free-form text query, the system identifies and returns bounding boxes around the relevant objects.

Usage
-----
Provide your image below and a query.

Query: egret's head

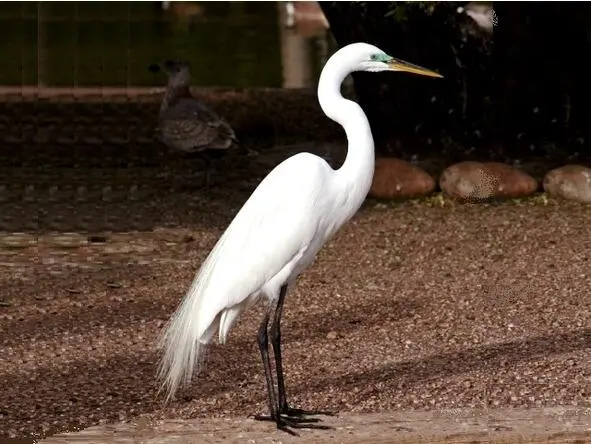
[149,59,192,86]
[347,43,443,78]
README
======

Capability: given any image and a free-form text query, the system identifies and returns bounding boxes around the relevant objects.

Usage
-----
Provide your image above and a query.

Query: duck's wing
[159,98,237,152]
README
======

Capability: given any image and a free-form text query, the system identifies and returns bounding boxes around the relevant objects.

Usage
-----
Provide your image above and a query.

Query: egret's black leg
[254,301,332,435]
[253,311,280,423]
[270,285,336,419]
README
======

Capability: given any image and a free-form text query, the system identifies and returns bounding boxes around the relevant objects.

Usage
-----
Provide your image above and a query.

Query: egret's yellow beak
[387,58,443,78]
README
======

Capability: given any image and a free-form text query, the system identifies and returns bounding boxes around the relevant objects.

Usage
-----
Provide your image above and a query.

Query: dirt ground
[1,139,590,442]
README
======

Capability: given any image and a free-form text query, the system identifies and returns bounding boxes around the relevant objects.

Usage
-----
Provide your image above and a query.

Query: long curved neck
[317,57,375,210]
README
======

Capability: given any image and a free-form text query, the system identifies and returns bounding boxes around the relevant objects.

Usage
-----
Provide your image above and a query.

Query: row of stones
[368,159,591,203]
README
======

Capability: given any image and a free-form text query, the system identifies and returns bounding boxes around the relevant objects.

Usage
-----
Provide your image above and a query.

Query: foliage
[337,1,441,22]
[383,1,441,22]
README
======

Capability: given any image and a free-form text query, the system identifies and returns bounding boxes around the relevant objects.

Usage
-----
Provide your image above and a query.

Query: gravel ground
[1,142,590,441]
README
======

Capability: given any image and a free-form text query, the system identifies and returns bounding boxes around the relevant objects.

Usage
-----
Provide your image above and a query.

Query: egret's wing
[192,153,331,336]
[158,153,332,399]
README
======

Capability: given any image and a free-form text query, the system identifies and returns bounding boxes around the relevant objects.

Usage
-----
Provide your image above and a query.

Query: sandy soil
[1,140,590,442]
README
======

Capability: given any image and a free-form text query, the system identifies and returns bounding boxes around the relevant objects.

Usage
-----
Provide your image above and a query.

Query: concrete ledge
[0,85,316,102]
[40,408,591,444]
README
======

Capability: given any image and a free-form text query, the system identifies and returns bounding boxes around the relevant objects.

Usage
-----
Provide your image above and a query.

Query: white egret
[157,42,442,434]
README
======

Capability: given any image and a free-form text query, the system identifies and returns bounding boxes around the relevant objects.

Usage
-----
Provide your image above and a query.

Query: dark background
[321,1,591,163]
[3,2,591,163]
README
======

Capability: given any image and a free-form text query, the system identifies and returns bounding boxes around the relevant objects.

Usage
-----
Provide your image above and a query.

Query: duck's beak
[387,58,443,78]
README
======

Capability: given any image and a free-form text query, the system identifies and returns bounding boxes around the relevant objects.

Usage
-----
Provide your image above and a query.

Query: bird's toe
[282,405,337,417]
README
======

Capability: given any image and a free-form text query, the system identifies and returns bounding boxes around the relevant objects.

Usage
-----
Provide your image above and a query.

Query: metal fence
[1,1,284,90]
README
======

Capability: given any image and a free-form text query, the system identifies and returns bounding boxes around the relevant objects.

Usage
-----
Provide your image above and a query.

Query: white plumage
[158,154,338,391]
[157,42,442,434]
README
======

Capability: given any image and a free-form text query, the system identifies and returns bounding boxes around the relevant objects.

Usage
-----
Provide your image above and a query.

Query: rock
[368,158,436,200]
[326,331,339,340]
[543,165,591,203]
[440,161,539,202]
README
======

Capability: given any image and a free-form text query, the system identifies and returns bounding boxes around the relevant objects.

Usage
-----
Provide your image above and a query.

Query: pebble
[326,331,339,340]
[542,164,591,203]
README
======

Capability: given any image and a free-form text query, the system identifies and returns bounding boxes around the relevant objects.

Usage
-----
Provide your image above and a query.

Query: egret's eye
[370,53,391,63]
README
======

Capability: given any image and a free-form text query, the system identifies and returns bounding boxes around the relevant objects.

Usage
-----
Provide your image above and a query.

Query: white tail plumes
[156,233,231,402]
[156,281,209,402]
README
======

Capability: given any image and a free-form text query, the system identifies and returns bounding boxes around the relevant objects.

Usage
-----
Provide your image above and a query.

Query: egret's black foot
[253,413,321,424]
[253,413,332,436]
[281,405,337,417]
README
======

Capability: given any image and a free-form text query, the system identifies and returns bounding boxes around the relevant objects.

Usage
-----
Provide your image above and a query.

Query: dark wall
[320,1,591,163]
[494,3,591,161]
